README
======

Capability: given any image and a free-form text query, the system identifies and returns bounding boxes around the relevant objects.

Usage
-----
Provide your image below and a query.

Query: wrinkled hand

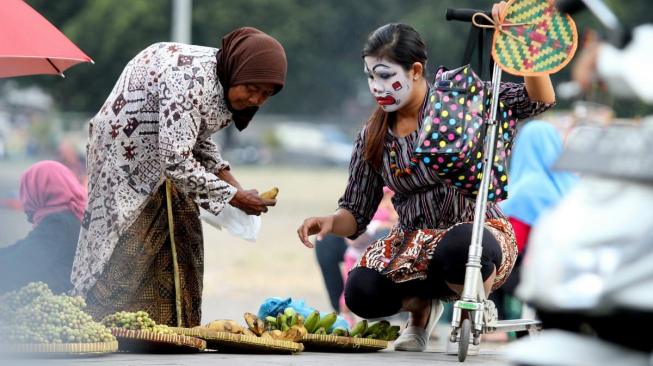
[229,189,275,216]
[297,216,335,248]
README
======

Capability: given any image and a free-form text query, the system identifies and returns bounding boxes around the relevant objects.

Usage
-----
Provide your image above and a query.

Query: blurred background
[0,0,651,323]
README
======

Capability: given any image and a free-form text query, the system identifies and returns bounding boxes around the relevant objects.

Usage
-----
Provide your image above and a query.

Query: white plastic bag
[199,205,261,242]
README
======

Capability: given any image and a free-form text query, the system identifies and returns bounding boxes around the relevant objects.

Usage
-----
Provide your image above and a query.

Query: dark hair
[361,23,427,169]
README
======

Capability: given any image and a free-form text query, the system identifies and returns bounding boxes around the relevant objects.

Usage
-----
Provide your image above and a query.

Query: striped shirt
[338,81,553,239]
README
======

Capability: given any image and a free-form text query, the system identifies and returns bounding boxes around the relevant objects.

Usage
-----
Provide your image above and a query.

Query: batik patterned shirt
[72,43,237,295]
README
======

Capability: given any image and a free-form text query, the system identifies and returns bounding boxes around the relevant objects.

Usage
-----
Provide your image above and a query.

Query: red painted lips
[376,96,396,105]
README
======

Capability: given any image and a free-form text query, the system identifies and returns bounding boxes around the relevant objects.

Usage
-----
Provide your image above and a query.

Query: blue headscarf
[500,121,578,225]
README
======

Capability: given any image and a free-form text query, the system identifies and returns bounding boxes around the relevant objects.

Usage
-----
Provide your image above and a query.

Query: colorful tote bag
[415,65,516,202]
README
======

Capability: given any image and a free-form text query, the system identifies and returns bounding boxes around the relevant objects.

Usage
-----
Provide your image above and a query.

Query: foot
[394,300,444,352]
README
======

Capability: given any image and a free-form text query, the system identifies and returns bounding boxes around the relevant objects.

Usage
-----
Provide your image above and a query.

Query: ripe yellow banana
[205,319,245,334]
[259,187,279,200]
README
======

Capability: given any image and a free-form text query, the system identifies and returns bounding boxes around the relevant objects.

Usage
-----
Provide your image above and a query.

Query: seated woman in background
[0,160,87,294]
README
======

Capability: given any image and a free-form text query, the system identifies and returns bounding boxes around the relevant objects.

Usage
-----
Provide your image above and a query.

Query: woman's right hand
[229,189,275,215]
[297,215,335,248]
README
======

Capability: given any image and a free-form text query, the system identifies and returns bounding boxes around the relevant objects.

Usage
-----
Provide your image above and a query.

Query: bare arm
[297,208,358,248]
[524,75,556,104]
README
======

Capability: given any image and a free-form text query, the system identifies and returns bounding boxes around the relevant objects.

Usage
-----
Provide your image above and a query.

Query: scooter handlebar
[445,8,492,24]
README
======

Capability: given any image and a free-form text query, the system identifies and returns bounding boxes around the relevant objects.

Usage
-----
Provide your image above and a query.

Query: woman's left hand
[492,1,508,26]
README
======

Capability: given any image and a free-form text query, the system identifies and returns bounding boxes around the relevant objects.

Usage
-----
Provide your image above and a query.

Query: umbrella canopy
[0,0,93,78]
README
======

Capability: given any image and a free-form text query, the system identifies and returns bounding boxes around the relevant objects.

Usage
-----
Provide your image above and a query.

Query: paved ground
[2,349,510,366]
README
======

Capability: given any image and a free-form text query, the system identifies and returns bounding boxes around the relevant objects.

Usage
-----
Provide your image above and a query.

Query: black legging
[314,234,348,311]
[344,223,503,319]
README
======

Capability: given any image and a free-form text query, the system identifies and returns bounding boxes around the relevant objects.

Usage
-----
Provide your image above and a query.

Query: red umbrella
[0,0,93,78]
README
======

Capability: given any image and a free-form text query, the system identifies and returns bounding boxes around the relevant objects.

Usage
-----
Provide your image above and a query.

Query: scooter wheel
[458,318,471,362]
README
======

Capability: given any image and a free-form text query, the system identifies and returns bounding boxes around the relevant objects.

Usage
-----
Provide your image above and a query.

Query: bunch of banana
[304,311,402,341]
[352,320,400,341]
[244,309,306,342]
[303,310,338,335]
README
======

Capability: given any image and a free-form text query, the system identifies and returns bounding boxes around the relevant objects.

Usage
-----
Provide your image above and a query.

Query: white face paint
[363,56,413,112]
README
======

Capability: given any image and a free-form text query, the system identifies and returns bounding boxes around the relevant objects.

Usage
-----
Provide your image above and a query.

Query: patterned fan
[474,0,578,76]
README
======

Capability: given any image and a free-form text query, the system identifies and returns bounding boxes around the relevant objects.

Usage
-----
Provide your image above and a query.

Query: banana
[315,312,337,332]
[384,325,400,341]
[350,319,368,337]
[283,324,307,342]
[243,312,265,336]
[304,310,320,333]
[314,327,327,335]
[331,327,349,337]
[284,308,298,327]
[363,320,390,338]
[259,187,279,200]
[362,320,383,338]
[283,307,296,318]
[276,313,287,331]
[270,329,285,340]
[296,314,305,327]
[205,319,245,334]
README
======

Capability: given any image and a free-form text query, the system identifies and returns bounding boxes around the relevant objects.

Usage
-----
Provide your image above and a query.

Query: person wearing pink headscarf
[0,161,87,294]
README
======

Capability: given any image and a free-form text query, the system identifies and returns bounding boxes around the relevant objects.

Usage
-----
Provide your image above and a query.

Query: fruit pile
[0,282,115,344]
[304,310,400,341]
[101,311,175,335]
[202,308,308,342]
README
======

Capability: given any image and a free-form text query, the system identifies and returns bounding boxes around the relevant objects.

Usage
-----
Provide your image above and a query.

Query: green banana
[350,319,368,337]
[277,313,287,330]
[287,313,298,327]
[315,312,337,332]
[331,327,349,337]
[384,325,400,341]
[283,307,296,318]
[303,310,320,333]
[363,320,389,337]
[314,327,327,335]
[366,334,378,339]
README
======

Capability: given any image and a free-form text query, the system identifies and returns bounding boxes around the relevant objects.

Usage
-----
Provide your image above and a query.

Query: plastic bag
[199,205,261,242]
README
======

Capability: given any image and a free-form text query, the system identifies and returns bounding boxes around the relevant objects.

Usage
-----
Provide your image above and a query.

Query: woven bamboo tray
[110,328,206,353]
[171,327,304,354]
[0,341,118,357]
[300,333,389,352]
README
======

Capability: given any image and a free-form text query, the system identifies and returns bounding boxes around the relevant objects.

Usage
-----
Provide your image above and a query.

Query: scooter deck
[485,319,542,333]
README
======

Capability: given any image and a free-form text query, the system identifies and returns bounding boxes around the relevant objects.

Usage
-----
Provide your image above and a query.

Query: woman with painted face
[297,3,556,353]
[71,27,287,327]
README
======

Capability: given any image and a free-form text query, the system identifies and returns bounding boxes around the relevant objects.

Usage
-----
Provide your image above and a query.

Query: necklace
[389,140,418,177]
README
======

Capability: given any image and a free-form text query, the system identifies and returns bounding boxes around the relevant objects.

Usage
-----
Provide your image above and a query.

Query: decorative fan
[474,0,578,76]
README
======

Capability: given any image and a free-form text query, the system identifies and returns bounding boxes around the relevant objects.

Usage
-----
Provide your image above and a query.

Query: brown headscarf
[216,27,287,131]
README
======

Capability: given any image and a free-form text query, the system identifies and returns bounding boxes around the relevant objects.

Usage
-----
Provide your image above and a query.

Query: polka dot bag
[415,65,516,202]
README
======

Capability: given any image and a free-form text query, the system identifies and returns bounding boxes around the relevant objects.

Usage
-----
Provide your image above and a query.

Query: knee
[439,225,499,284]
[344,268,397,319]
